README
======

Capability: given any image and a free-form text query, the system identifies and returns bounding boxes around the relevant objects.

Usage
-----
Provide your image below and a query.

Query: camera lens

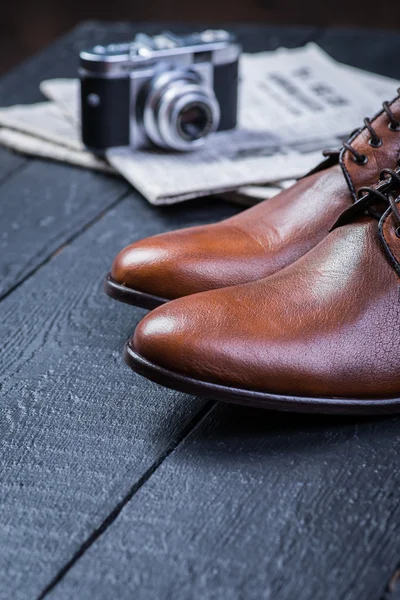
[176,102,213,142]
[142,70,220,151]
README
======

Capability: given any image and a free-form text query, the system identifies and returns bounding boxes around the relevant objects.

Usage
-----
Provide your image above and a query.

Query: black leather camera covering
[214,59,239,131]
[81,76,130,151]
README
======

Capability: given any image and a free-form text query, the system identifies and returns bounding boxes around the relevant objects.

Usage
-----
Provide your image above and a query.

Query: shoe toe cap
[110,224,268,301]
[132,292,230,382]
[111,240,169,294]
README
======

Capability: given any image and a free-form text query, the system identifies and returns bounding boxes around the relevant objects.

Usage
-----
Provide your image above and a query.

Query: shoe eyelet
[368,137,383,148]
[380,173,392,183]
[355,154,368,165]
[388,122,400,132]
[395,226,400,239]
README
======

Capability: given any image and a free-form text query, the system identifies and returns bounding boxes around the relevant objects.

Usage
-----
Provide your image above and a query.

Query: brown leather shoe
[106,93,400,310]
[125,167,400,414]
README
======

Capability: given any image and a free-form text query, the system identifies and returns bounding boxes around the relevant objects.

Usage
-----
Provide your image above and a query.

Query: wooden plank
[0,147,26,183]
[0,162,129,299]
[0,23,139,300]
[0,192,239,600]
[48,405,400,600]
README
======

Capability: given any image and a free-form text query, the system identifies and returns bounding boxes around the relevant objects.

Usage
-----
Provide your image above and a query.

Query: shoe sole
[124,342,400,415]
[104,273,168,310]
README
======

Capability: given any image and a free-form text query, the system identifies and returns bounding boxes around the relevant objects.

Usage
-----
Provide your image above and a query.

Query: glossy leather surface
[133,214,400,399]
[112,166,350,297]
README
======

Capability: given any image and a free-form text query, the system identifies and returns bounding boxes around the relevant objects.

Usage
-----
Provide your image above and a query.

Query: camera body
[79,30,240,153]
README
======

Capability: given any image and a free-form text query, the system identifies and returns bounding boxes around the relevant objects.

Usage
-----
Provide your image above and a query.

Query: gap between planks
[36,400,215,600]
[0,186,130,305]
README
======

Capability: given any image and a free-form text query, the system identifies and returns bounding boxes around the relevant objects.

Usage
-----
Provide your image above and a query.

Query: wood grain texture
[0,147,26,183]
[0,161,128,299]
[0,193,239,600]
[0,23,139,301]
[49,404,400,600]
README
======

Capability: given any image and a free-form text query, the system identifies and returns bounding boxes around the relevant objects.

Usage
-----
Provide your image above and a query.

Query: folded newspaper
[0,43,398,205]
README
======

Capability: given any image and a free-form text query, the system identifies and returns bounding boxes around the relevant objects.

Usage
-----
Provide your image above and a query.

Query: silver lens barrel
[143,70,220,151]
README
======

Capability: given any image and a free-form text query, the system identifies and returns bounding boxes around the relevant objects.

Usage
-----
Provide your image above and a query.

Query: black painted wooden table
[1,21,400,600]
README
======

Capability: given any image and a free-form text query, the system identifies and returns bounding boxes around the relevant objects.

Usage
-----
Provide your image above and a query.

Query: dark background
[1,0,399,76]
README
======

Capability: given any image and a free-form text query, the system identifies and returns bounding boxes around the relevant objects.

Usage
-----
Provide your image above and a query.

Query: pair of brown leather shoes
[106,94,400,415]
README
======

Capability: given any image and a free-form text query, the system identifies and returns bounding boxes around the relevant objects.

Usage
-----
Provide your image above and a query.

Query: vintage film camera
[79,30,241,152]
